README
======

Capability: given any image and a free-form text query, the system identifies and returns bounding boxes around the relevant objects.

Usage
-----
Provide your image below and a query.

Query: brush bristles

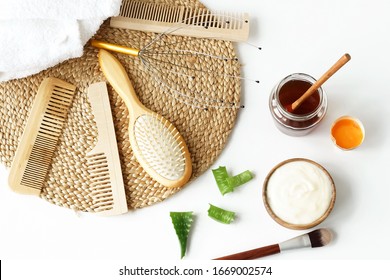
[134,113,186,181]
[308,228,333,248]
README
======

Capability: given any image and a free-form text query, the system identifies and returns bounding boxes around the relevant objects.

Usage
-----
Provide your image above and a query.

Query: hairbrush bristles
[134,113,186,180]
[308,228,333,248]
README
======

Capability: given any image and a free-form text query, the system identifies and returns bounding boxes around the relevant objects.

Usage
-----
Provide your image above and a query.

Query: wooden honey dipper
[285,53,351,113]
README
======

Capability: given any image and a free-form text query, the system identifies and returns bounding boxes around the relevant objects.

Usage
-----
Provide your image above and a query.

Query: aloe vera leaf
[226,170,253,189]
[208,204,236,224]
[212,166,232,195]
[170,211,193,259]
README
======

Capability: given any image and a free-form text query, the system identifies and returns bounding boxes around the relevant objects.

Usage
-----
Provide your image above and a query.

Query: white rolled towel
[0,0,122,82]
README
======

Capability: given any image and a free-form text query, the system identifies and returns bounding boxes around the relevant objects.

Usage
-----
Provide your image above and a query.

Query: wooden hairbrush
[97,49,192,188]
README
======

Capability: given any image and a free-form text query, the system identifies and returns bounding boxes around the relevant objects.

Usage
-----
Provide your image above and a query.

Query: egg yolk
[331,119,364,149]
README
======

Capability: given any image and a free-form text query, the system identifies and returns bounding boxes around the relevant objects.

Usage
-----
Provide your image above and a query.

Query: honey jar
[269,73,328,136]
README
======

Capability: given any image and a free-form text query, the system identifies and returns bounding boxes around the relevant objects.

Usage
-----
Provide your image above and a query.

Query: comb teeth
[19,134,57,189]
[119,0,183,23]
[86,82,128,216]
[111,0,250,42]
[20,85,75,189]
[87,153,116,212]
[134,113,186,181]
[8,78,76,196]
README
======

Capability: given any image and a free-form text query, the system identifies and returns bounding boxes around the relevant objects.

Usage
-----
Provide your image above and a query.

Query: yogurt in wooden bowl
[263,158,336,230]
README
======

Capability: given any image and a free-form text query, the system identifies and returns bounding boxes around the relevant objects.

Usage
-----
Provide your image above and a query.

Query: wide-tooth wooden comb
[8,77,76,195]
[110,0,250,42]
[86,82,128,216]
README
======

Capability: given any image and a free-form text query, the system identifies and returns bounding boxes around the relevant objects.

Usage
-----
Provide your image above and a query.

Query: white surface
[1,0,390,260]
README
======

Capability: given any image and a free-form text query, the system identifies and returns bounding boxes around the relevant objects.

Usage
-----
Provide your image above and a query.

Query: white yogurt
[266,160,334,225]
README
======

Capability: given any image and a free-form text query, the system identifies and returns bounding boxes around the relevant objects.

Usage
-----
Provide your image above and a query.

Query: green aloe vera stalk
[226,170,253,189]
[170,212,193,259]
[212,166,233,195]
[208,204,236,224]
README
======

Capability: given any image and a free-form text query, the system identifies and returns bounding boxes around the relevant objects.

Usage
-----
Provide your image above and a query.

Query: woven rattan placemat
[0,0,241,212]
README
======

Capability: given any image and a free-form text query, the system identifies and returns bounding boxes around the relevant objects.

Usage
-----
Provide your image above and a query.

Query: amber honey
[269,73,328,136]
[278,80,320,115]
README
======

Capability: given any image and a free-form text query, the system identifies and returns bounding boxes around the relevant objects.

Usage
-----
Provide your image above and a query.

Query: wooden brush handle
[97,49,146,118]
[214,244,281,260]
[291,53,351,111]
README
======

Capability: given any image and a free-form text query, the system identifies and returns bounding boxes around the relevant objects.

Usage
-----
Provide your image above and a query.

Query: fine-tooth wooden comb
[86,82,128,216]
[8,77,76,195]
[110,0,250,42]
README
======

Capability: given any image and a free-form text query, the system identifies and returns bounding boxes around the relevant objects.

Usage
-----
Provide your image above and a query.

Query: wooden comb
[110,0,250,42]
[87,82,128,216]
[8,77,76,195]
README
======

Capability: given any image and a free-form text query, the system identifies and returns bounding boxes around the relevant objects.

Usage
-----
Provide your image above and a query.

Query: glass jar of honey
[269,73,328,136]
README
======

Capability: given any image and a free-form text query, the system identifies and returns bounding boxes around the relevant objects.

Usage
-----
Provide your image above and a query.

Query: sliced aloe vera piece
[212,166,232,195]
[212,167,253,195]
[226,170,253,189]
[170,211,193,259]
[208,204,236,224]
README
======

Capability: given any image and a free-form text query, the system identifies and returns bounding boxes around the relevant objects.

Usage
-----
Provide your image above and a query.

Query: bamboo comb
[8,77,76,195]
[214,228,333,260]
[97,49,192,188]
[110,0,250,42]
[87,82,128,216]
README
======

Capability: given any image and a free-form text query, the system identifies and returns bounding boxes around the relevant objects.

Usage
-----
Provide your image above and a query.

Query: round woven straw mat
[0,0,241,212]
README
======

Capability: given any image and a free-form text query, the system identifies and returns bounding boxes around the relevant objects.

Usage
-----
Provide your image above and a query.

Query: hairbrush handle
[97,49,145,118]
[92,40,140,57]
[214,244,280,260]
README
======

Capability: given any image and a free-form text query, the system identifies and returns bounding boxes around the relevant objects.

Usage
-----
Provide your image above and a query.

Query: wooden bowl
[263,158,336,230]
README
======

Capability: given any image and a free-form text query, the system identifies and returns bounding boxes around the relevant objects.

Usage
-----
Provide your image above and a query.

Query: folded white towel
[0,0,122,82]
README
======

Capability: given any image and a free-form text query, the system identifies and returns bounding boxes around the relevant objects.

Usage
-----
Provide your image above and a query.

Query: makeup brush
[213,228,332,260]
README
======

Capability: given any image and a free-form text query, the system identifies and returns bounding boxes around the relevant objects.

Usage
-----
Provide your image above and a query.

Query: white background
[1,0,390,264]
